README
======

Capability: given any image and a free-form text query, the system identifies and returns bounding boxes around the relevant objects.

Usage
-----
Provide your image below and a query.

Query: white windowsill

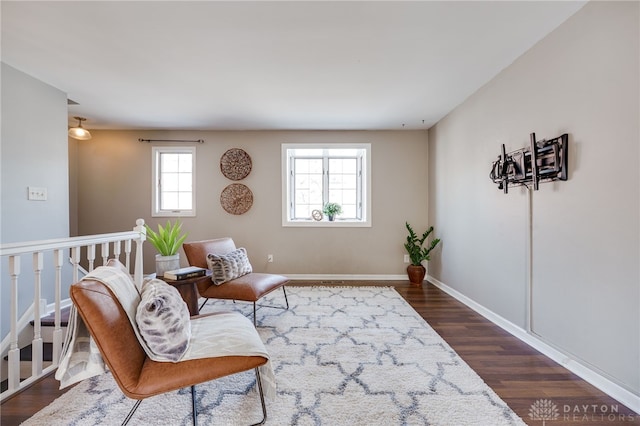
[283,220,371,228]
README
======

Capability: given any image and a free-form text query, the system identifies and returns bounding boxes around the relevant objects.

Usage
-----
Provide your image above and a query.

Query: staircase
[32,307,70,347]
[0,218,146,401]
[1,307,70,393]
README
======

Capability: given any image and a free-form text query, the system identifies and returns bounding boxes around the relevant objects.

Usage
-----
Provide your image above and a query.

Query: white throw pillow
[136,279,191,362]
[207,247,253,285]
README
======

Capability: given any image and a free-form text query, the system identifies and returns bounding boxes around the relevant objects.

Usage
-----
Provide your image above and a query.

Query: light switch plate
[28,186,47,201]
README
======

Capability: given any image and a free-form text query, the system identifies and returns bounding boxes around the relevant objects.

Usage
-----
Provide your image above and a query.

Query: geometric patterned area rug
[23,286,525,425]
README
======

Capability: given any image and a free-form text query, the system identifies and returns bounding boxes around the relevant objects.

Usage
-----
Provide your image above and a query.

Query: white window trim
[281,143,371,227]
[151,146,196,217]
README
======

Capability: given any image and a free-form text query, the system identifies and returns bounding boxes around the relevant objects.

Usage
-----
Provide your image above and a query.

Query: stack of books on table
[163,266,207,280]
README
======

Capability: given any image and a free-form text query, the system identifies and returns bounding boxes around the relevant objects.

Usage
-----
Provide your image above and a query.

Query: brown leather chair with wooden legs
[182,238,289,326]
[70,279,268,426]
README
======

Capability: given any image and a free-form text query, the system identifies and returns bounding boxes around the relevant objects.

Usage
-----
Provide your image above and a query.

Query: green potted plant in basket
[323,202,343,221]
[404,222,441,285]
[145,219,188,277]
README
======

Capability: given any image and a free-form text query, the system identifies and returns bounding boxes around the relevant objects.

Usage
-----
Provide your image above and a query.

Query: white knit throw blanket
[55,266,276,399]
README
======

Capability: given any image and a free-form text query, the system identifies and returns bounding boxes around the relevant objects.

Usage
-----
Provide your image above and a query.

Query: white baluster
[113,240,122,264]
[71,246,81,283]
[32,252,44,377]
[101,242,109,265]
[87,244,96,271]
[7,256,21,391]
[134,218,146,290]
[52,249,64,365]
[124,239,132,272]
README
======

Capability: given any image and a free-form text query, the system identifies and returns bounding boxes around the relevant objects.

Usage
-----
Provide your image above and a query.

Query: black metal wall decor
[490,133,568,194]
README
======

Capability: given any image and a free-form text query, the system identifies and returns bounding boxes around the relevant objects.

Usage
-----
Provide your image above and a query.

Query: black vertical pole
[530,133,539,191]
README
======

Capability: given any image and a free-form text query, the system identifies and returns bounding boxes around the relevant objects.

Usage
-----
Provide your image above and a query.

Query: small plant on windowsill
[404,222,441,286]
[323,202,343,221]
[145,219,188,277]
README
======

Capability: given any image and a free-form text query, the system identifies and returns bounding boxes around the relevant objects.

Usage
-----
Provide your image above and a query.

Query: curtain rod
[138,138,204,144]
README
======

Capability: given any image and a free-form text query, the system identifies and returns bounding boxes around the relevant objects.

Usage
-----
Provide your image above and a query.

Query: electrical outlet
[403,254,410,263]
[28,186,47,201]
[267,254,274,263]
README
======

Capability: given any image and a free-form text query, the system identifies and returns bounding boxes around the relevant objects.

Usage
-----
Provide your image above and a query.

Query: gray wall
[1,63,70,337]
[428,1,639,396]
[74,130,430,276]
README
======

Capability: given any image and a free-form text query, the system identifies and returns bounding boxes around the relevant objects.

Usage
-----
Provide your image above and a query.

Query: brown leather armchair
[70,279,268,426]
[182,238,289,326]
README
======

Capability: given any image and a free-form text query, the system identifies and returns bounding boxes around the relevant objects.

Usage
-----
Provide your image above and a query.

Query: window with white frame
[152,146,196,217]
[282,143,371,227]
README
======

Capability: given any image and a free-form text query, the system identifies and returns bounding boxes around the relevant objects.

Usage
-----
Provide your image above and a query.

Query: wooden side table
[159,270,212,316]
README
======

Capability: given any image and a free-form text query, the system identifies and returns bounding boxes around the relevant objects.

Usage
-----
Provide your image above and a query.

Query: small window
[152,146,196,217]
[282,143,371,227]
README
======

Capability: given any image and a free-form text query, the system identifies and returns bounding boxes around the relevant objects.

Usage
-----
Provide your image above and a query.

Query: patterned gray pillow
[136,278,191,361]
[206,247,253,285]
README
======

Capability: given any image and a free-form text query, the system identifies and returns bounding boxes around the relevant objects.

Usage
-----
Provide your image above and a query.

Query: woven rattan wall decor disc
[220,183,253,215]
[220,148,252,180]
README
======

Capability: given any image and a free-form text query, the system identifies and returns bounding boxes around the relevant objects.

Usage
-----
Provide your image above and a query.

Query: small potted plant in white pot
[145,219,188,277]
[404,222,441,286]
[323,202,342,221]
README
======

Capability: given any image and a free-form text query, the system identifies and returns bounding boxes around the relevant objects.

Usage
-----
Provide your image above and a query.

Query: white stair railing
[0,219,146,401]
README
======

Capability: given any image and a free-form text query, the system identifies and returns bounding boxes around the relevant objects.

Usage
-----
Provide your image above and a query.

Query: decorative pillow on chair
[207,247,253,285]
[136,278,191,362]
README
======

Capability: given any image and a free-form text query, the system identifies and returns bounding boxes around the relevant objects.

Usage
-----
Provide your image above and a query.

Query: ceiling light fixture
[68,116,92,140]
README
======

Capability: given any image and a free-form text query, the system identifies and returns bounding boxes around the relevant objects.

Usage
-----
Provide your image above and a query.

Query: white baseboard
[427,274,640,415]
[44,298,72,314]
[285,274,407,281]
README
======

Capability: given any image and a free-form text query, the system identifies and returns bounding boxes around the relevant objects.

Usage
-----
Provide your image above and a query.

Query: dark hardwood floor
[2,281,638,425]
[393,282,639,426]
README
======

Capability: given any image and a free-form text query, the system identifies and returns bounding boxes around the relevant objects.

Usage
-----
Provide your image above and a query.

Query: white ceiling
[2,1,586,131]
